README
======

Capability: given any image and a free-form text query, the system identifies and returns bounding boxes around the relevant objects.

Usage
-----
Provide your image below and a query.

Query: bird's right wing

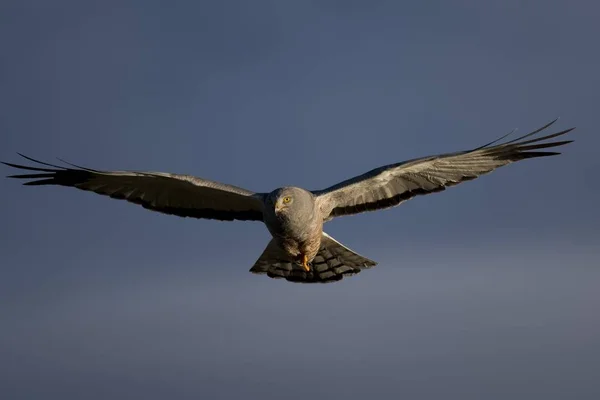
[313,119,574,221]
[2,154,266,221]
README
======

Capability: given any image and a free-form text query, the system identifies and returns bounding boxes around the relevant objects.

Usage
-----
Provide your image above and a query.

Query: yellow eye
[282,196,292,204]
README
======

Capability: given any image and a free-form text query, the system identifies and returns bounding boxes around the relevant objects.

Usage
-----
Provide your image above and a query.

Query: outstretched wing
[2,154,266,221]
[314,119,574,221]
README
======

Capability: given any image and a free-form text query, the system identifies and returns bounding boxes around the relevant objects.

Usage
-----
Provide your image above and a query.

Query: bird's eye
[282,196,292,203]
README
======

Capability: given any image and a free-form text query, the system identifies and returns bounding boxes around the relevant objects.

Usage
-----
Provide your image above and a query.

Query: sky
[1,1,599,399]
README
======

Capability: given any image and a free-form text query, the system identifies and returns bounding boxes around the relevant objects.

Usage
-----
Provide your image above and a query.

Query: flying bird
[2,119,574,283]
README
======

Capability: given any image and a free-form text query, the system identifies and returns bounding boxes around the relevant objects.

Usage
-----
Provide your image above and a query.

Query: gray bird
[2,119,574,283]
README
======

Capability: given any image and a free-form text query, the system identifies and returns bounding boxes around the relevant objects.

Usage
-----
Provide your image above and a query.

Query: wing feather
[3,155,265,221]
[314,120,574,220]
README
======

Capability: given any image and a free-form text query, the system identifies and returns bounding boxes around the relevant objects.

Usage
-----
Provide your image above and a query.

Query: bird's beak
[274,201,282,214]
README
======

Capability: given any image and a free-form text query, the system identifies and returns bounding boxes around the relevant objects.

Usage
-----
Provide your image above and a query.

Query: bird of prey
[2,119,574,283]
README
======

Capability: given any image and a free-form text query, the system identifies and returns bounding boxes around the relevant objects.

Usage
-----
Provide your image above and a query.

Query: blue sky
[1,1,599,399]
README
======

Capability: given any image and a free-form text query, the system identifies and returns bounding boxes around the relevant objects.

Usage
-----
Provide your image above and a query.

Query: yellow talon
[302,254,311,272]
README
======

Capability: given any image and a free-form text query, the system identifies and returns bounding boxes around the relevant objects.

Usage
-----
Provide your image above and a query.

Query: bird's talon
[302,254,311,272]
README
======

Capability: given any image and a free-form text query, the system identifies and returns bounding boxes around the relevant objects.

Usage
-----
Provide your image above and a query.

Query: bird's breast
[263,206,323,259]
[270,222,323,261]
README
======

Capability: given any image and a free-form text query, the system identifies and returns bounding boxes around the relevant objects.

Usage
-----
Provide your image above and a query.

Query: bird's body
[263,187,324,268]
[2,119,575,283]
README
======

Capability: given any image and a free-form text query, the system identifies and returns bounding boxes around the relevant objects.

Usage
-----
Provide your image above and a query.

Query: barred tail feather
[249,233,377,284]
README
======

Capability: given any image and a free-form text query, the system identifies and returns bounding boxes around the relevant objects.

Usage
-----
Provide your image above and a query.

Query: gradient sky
[1,1,599,399]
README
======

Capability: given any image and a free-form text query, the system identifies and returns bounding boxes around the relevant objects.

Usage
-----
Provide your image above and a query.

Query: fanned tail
[249,233,377,284]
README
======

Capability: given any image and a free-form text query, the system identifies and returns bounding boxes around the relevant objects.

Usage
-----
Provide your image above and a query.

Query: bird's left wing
[313,119,574,221]
[2,154,266,221]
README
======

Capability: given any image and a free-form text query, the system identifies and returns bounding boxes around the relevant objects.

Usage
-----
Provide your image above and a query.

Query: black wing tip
[55,156,100,172]
[2,152,98,174]
[17,152,60,167]
[2,153,70,185]
[2,153,69,170]
[523,118,576,140]
[479,119,576,160]
[517,151,562,160]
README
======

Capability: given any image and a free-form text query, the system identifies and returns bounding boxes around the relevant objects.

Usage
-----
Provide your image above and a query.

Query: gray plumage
[2,119,574,283]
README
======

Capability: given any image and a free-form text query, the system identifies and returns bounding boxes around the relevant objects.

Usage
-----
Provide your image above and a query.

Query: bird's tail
[249,232,377,283]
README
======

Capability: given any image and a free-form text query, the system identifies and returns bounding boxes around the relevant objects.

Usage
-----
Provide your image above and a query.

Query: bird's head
[268,187,314,219]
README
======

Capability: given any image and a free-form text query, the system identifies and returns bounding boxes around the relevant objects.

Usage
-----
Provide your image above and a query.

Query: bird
[2,119,574,283]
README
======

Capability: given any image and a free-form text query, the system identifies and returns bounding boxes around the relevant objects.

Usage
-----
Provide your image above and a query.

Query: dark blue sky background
[1,1,599,399]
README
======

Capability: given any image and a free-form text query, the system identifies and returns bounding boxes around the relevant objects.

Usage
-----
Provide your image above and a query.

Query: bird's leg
[301,254,311,272]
